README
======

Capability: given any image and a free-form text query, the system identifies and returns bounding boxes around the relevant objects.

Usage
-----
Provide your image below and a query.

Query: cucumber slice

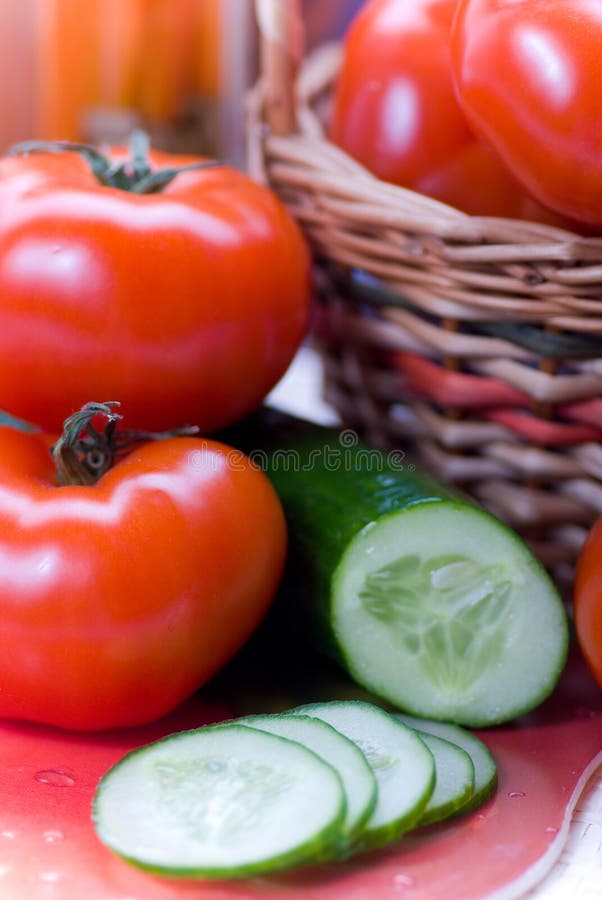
[290,700,435,851]
[93,723,346,878]
[221,410,569,727]
[394,713,498,812]
[236,713,377,846]
[334,502,568,726]
[413,732,474,827]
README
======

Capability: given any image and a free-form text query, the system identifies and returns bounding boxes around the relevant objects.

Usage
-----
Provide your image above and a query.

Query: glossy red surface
[330,0,566,222]
[0,147,310,433]
[452,0,602,226]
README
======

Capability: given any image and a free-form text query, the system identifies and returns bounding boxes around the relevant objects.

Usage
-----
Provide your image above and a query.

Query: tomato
[0,404,286,730]
[575,517,602,689]
[329,0,560,219]
[451,0,602,228]
[0,137,310,433]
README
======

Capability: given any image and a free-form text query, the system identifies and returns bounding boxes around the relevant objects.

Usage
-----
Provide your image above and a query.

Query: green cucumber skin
[221,410,567,726]
[222,409,463,661]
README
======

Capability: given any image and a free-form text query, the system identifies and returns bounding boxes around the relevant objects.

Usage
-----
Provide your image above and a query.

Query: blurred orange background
[0,0,362,161]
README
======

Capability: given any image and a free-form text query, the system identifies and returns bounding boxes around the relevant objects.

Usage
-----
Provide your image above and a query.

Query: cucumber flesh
[413,732,474,827]
[236,713,377,847]
[394,713,498,811]
[93,723,346,879]
[290,700,435,851]
[334,502,568,726]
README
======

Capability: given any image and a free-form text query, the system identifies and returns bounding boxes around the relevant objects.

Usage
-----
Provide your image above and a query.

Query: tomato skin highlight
[451,0,602,227]
[0,426,286,730]
[575,518,602,690]
[329,0,561,220]
[0,147,311,432]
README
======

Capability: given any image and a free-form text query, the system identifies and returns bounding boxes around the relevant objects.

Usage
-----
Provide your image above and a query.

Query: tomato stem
[5,131,221,194]
[51,402,199,487]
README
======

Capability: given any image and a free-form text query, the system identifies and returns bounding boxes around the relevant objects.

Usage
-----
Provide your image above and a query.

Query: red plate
[0,647,600,900]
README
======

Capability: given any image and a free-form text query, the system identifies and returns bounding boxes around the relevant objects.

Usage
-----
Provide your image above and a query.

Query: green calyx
[6,130,220,194]
[51,401,199,487]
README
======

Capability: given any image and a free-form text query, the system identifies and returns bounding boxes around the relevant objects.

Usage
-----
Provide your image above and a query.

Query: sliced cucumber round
[334,502,568,726]
[289,700,435,851]
[237,713,377,846]
[413,732,474,827]
[93,723,346,879]
[394,712,498,811]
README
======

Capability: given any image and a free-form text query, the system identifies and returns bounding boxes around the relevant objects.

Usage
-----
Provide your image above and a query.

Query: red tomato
[329,0,560,219]
[0,409,286,730]
[451,0,602,227]
[575,518,602,689]
[0,140,310,433]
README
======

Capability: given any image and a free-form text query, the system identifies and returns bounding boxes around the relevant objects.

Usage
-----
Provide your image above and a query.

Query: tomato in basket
[329,0,562,221]
[451,0,602,227]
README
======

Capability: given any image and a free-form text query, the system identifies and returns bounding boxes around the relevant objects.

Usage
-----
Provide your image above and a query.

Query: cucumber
[394,713,498,811]
[236,713,377,847]
[93,723,346,879]
[223,409,569,727]
[289,700,435,851]
[413,732,474,827]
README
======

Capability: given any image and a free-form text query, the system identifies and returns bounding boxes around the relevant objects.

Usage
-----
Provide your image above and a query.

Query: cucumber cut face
[290,700,435,851]
[413,732,474,827]
[93,723,346,879]
[237,713,377,846]
[333,502,569,726]
[394,713,498,811]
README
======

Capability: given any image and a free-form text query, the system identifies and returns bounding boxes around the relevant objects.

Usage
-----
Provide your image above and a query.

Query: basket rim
[250,42,602,255]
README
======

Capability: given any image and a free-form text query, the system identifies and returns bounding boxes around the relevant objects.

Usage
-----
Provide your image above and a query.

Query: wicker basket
[250,0,602,584]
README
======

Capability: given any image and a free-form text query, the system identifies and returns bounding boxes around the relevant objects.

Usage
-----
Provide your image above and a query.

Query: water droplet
[573,706,595,720]
[0,831,17,840]
[0,865,11,878]
[469,812,489,829]
[393,873,415,888]
[545,826,559,834]
[34,769,75,787]
[43,830,64,843]
[507,790,526,799]
[38,871,61,883]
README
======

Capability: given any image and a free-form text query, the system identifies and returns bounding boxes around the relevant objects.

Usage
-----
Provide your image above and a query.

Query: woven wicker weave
[250,0,602,581]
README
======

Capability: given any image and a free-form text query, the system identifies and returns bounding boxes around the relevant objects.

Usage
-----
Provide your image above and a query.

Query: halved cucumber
[93,723,346,879]
[394,712,498,811]
[413,732,474,827]
[223,410,569,727]
[236,713,377,846]
[289,700,435,851]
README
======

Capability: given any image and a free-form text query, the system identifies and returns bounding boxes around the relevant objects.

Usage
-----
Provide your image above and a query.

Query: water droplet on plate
[43,830,64,843]
[0,831,16,840]
[38,871,61,883]
[545,826,559,834]
[507,790,526,799]
[34,769,75,787]
[469,812,489,828]
[393,873,415,889]
[573,706,595,720]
